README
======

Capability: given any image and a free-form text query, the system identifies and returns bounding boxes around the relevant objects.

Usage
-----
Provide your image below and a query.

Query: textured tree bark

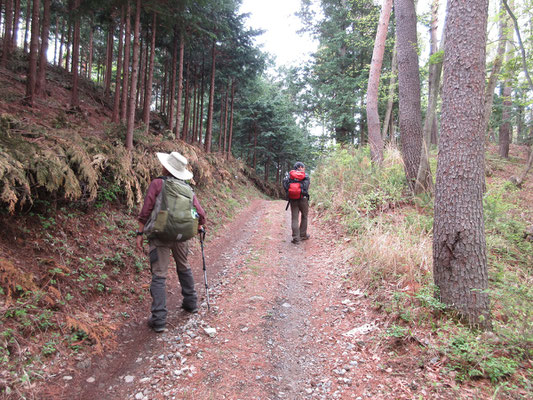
[143,12,157,134]
[70,0,81,108]
[395,0,423,192]
[175,31,185,139]
[415,0,441,195]
[381,44,397,141]
[125,0,141,151]
[2,0,14,66]
[112,6,125,123]
[120,1,131,123]
[433,0,490,328]
[24,0,39,107]
[104,19,115,97]
[36,0,51,97]
[366,0,392,164]
[204,40,216,153]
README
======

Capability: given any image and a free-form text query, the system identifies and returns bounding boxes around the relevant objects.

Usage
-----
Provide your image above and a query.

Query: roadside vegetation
[311,144,532,397]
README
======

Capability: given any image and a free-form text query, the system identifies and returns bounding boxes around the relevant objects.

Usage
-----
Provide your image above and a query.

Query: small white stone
[62,376,73,381]
[86,377,95,383]
[282,302,291,308]
[135,393,144,400]
[124,375,135,383]
[204,327,217,337]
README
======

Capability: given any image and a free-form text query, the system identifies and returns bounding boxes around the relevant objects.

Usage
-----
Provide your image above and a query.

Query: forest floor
[38,199,497,400]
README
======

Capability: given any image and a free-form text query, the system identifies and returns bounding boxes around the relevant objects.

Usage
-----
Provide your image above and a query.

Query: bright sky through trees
[239,0,318,67]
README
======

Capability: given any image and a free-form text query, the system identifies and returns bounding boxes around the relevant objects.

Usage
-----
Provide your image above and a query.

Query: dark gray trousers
[289,197,309,241]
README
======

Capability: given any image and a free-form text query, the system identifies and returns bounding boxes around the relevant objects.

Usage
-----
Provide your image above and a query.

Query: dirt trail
[45,199,456,400]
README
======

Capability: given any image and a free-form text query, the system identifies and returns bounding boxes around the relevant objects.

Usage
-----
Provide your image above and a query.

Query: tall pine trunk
[112,6,124,123]
[168,31,178,132]
[366,0,392,164]
[120,1,131,123]
[2,0,14,66]
[87,21,94,78]
[12,0,21,49]
[23,0,30,53]
[204,40,216,153]
[70,0,81,108]
[58,19,65,67]
[36,0,51,97]
[104,19,115,97]
[395,0,423,192]
[175,31,185,139]
[433,0,490,328]
[24,0,39,106]
[143,12,157,133]
[227,80,235,160]
[382,44,397,141]
[125,0,141,150]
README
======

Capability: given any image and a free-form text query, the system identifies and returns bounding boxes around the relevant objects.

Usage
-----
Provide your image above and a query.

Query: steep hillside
[0,61,279,396]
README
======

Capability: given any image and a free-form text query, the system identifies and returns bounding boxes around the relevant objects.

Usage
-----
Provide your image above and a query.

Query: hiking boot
[300,234,310,241]
[291,237,300,244]
[181,304,198,314]
[147,318,166,333]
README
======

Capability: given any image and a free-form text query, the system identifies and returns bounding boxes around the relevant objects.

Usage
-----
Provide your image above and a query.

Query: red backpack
[288,170,306,200]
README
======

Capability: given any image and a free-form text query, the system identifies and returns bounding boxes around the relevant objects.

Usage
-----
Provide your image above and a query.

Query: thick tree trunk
[12,0,20,49]
[143,13,157,133]
[395,0,423,192]
[112,6,124,123]
[120,1,131,123]
[415,0,441,195]
[366,0,392,164]
[382,44,397,141]
[2,0,14,66]
[227,79,235,160]
[433,0,490,328]
[70,0,81,108]
[125,0,141,151]
[168,31,178,133]
[175,31,185,139]
[24,0,39,106]
[36,0,51,97]
[204,40,216,153]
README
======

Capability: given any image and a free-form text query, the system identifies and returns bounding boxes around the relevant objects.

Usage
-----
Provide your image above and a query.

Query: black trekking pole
[285,200,290,211]
[199,227,210,310]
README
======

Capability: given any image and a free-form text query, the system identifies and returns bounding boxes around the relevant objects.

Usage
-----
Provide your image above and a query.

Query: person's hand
[198,225,205,233]
[136,234,145,254]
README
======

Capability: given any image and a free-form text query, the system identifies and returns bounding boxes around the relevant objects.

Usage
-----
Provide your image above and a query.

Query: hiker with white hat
[136,152,207,332]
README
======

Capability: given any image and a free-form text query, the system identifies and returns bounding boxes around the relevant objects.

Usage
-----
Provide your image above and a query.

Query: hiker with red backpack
[136,152,206,333]
[283,162,310,244]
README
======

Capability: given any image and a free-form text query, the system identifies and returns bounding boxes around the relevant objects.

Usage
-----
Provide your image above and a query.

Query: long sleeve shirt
[137,178,206,226]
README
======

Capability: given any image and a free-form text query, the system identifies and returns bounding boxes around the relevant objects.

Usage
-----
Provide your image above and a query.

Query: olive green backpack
[146,176,198,242]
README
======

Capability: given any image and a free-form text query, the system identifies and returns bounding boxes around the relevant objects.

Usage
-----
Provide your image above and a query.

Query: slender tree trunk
[175,31,185,139]
[510,147,533,187]
[223,83,230,153]
[112,6,124,123]
[2,0,13,66]
[366,0,392,164]
[219,88,226,150]
[12,0,20,49]
[191,70,198,144]
[395,0,423,192]
[88,22,94,79]
[162,60,167,115]
[24,0,39,106]
[143,12,157,133]
[415,0,441,195]
[125,0,141,151]
[54,16,59,65]
[252,123,258,170]
[204,40,216,153]
[36,0,51,97]
[499,0,514,158]
[58,18,65,67]
[136,36,145,111]
[198,58,205,145]
[70,0,81,108]
[227,79,235,160]
[0,0,3,31]
[66,21,72,72]
[104,20,115,96]
[120,1,131,123]
[182,63,191,141]
[433,0,490,328]
[23,0,30,53]
[168,30,178,132]
[382,43,397,141]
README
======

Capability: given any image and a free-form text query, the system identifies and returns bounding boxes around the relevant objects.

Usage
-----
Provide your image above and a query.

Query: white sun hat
[156,152,194,181]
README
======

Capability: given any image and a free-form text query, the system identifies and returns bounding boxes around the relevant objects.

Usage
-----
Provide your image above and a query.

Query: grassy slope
[311,144,532,399]
[0,59,275,396]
